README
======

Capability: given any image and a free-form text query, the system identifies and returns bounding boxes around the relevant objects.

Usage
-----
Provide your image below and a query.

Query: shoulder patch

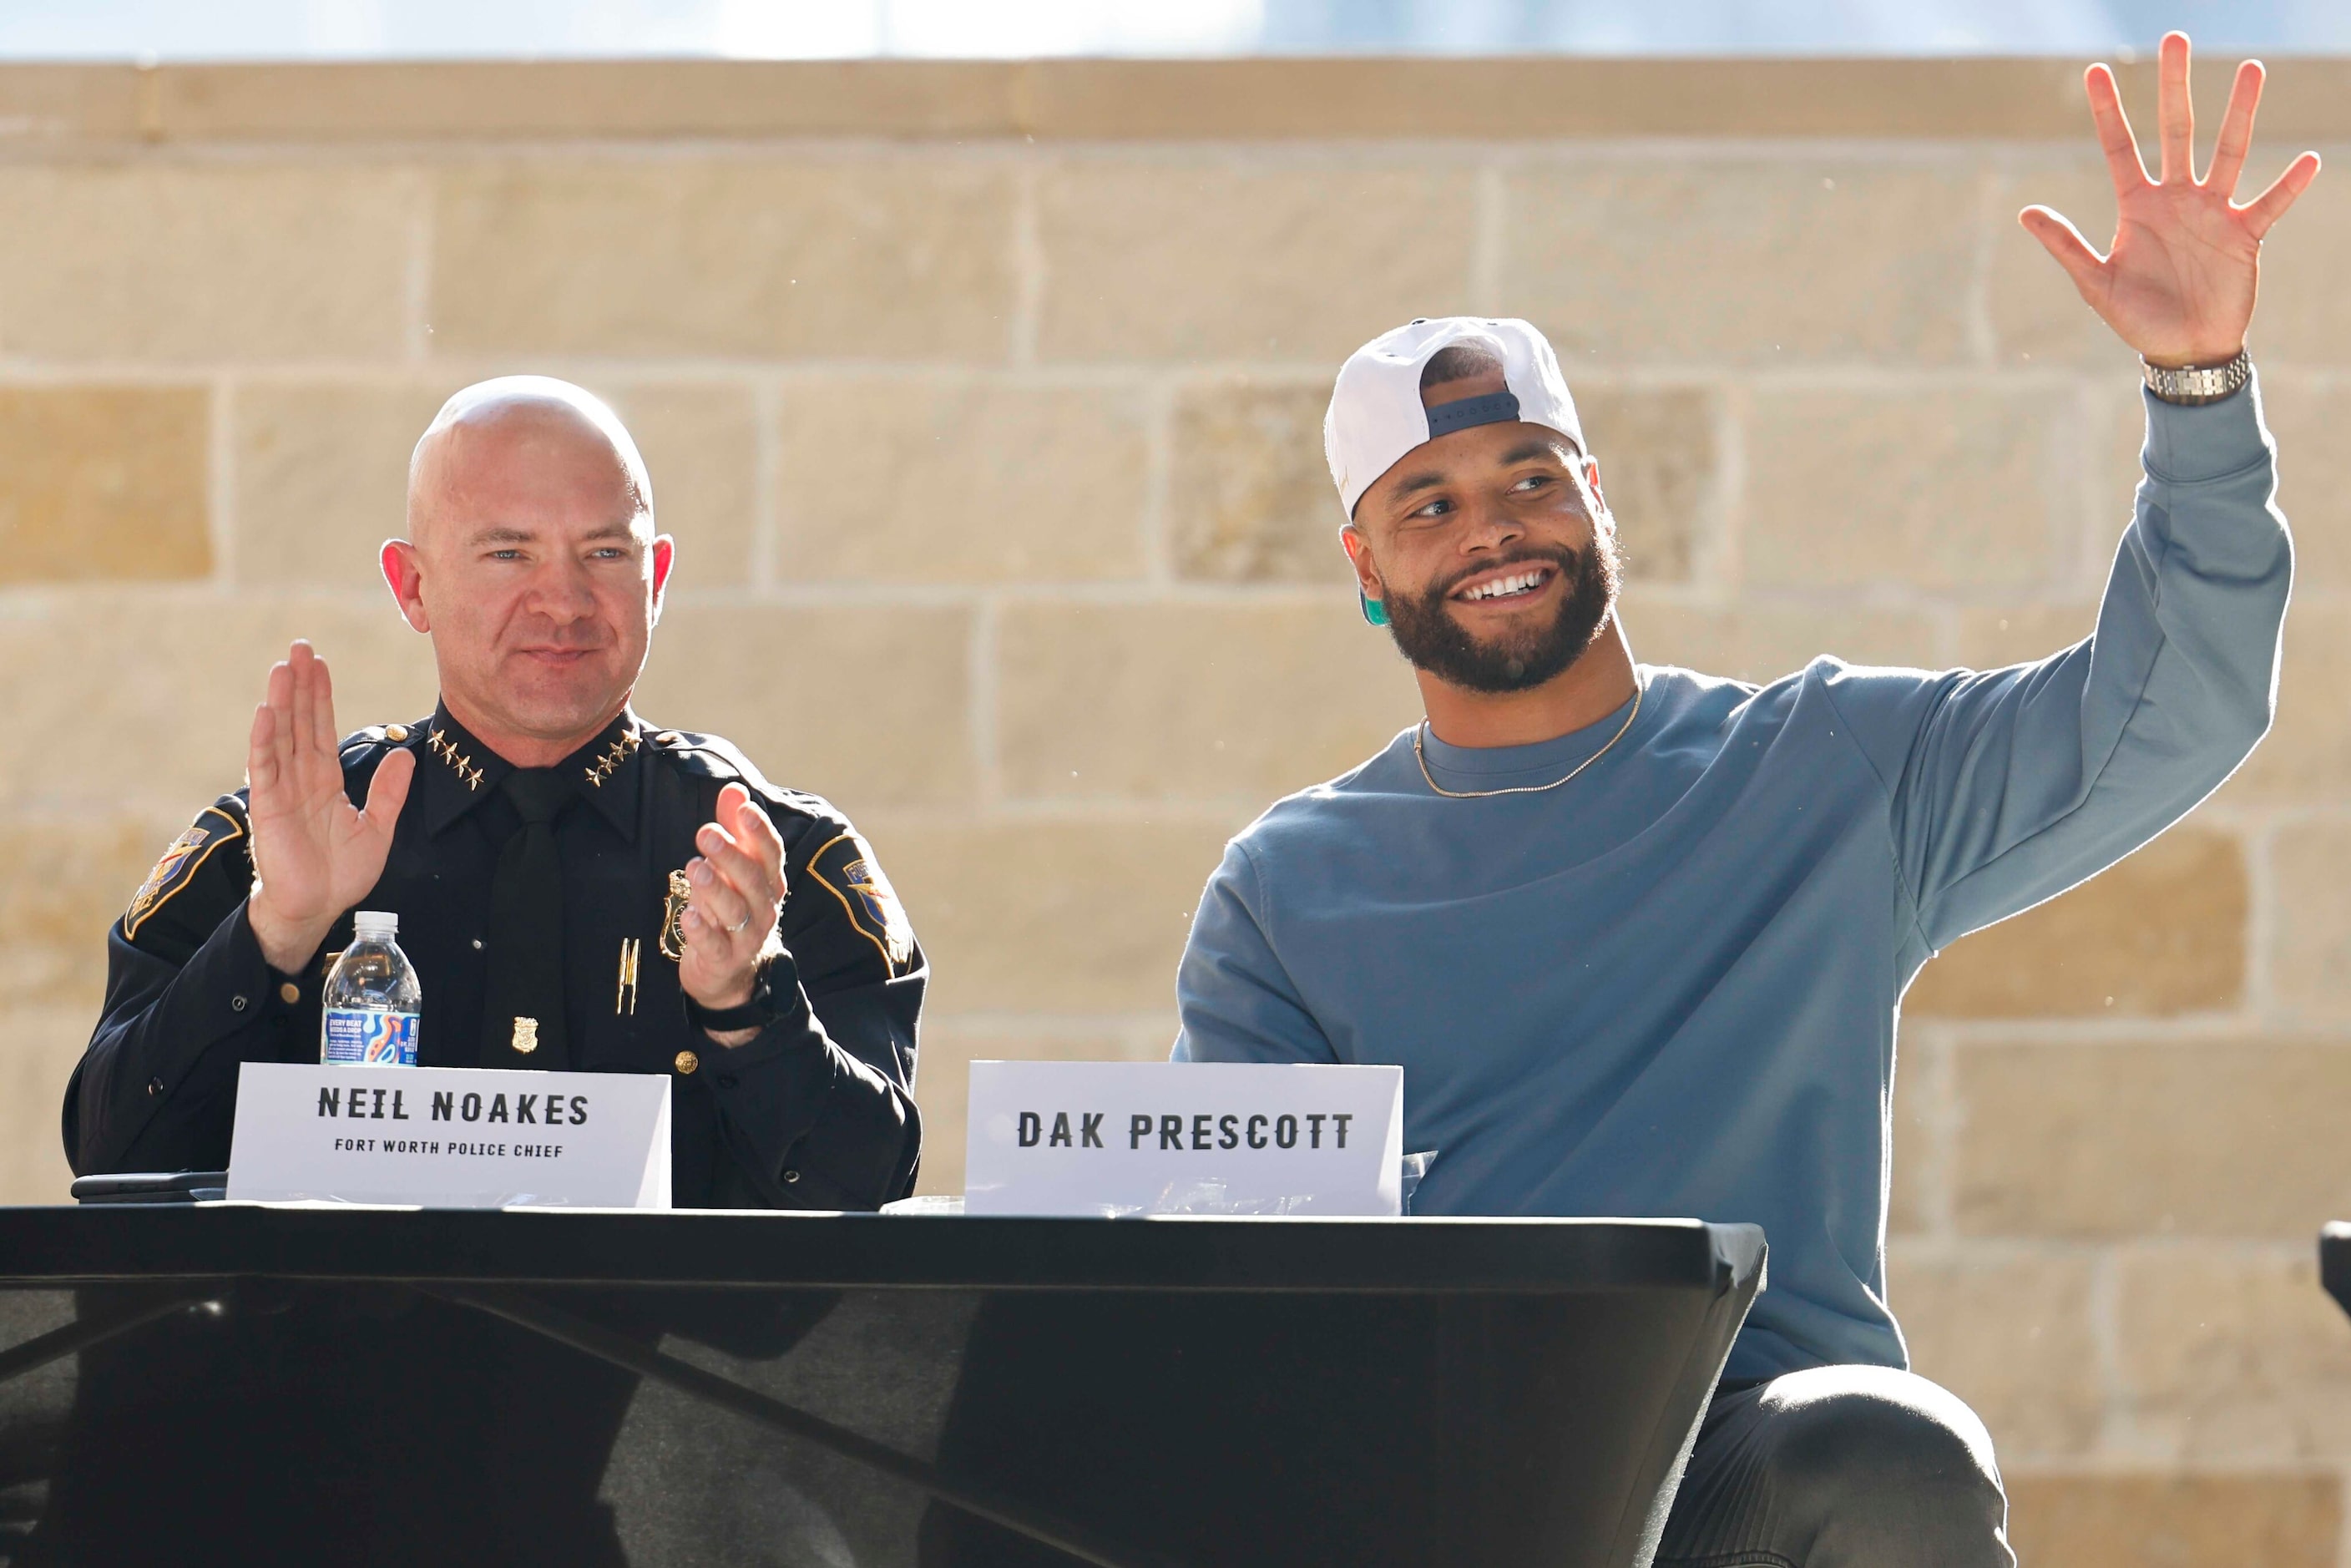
[806,831,915,974]
[124,805,245,941]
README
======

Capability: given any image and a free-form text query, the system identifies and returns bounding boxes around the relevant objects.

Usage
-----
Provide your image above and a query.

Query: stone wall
[4,55,2350,1564]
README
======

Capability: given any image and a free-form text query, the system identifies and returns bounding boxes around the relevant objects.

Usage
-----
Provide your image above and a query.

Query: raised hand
[677,781,789,1042]
[245,640,416,973]
[2021,31,2320,367]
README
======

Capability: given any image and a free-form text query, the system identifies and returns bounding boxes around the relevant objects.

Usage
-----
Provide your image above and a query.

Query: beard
[1382,533,1620,695]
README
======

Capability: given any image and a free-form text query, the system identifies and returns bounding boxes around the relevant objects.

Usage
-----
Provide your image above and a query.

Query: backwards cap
[1323,316,1583,519]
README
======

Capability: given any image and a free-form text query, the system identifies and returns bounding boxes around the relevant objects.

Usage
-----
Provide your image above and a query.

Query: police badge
[659,868,692,961]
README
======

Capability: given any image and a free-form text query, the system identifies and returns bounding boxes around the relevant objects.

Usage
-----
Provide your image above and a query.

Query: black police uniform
[63,706,924,1210]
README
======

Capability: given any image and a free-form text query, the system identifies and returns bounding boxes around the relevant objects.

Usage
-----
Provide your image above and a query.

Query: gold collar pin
[584,728,641,788]
[427,727,483,792]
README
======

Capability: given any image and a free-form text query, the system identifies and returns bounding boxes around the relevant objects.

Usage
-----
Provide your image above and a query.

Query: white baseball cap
[1323,316,1584,520]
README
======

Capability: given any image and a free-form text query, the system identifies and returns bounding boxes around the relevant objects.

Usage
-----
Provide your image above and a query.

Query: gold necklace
[1413,681,1645,799]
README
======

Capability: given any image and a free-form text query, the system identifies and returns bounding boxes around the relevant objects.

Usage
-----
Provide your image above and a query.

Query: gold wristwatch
[2142,349,2252,406]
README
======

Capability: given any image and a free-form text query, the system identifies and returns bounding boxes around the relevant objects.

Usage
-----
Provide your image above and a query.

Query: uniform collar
[416,705,646,842]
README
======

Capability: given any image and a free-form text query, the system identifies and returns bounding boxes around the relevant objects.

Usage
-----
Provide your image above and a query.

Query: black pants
[1657,1366,2015,1568]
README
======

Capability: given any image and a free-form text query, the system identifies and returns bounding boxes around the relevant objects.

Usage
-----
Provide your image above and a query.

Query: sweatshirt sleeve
[1830,375,2291,954]
[1172,838,1340,1065]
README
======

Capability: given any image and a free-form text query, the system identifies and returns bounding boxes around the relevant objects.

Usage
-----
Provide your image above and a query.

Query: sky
[0,0,2347,61]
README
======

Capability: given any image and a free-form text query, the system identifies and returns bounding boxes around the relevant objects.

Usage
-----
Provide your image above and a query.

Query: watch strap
[684,966,783,1035]
[2143,349,2252,406]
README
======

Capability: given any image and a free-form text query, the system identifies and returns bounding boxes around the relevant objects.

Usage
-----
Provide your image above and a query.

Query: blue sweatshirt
[1173,382,2290,1381]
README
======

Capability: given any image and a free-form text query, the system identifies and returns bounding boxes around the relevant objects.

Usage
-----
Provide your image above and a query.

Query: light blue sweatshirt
[1173,382,2290,1381]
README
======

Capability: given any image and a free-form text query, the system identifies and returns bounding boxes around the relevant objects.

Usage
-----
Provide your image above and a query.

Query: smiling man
[1175,37,2310,1568]
[67,377,923,1211]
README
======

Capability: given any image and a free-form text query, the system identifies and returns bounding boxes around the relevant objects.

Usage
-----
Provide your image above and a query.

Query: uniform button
[674,1051,698,1075]
[782,1170,801,1185]
[655,731,681,746]
[146,1077,162,1097]
[230,994,249,1013]
[277,982,300,1004]
[471,939,483,951]
[384,724,410,742]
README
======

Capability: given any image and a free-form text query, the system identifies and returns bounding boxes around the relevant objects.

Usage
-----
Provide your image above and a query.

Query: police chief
[64,377,923,1211]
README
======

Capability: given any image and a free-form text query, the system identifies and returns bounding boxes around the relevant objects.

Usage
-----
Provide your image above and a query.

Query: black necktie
[481,768,574,1070]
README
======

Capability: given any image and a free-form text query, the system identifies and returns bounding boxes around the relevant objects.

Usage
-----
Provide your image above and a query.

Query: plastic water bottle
[320,910,422,1066]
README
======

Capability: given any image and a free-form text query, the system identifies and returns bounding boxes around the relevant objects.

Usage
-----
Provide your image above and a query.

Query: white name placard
[226,1063,672,1209]
[963,1060,1403,1216]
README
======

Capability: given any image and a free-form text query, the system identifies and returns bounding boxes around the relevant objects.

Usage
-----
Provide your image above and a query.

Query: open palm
[246,640,414,971]
[2021,32,2320,368]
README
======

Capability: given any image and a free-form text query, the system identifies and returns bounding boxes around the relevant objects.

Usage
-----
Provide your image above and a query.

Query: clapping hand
[245,641,417,974]
[2021,31,2320,368]
[676,781,789,1043]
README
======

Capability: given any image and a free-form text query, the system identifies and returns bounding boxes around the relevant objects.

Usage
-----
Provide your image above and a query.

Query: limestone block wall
[3,55,2351,1562]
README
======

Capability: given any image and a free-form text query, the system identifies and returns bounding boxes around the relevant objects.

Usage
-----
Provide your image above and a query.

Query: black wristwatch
[685,964,786,1036]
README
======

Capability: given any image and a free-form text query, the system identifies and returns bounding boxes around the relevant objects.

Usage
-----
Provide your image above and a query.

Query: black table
[0,1205,1762,1568]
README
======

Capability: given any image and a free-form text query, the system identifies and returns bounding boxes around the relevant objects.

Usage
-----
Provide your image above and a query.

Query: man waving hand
[1176,35,2311,1566]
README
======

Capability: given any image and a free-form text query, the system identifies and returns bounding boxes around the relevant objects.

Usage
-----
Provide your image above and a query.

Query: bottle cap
[352,910,398,939]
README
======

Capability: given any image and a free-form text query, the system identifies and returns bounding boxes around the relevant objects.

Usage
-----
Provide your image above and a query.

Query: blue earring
[1359,590,1390,628]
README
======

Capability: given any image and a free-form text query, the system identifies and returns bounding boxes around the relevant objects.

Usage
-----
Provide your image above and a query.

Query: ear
[1579,454,1610,518]
[650,534,675,622]
[1338,524,1385,600]
[381,539,431,634]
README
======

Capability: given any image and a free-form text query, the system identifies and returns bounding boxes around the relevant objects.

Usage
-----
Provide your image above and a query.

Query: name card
[226,1063,672,1209]
[963,1060,1403,1216]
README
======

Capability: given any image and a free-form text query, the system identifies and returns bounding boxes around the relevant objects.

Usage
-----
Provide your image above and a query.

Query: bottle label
[323,1008,419,1066]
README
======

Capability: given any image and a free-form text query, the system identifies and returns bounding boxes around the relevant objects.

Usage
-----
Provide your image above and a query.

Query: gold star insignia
[584,727,642,787]
[427,728,483,792]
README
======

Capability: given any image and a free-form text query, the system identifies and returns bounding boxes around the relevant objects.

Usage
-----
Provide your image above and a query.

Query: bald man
[65,377,923,1210]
